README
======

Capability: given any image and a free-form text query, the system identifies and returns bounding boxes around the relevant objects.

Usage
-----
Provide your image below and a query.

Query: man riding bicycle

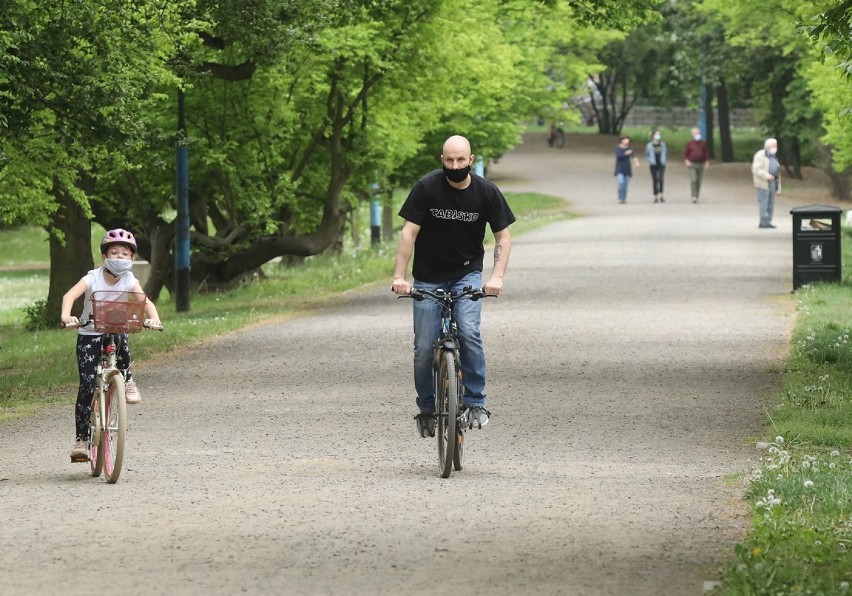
[391,135,515,438]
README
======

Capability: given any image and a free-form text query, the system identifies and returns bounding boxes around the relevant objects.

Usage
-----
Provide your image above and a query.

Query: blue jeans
[616,173,630,201]
[757,187,776,226]
[412,271,486,413]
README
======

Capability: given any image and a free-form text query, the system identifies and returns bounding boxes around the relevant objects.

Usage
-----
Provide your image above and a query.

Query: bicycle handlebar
[397,285,494,303]
[62,319,164,331]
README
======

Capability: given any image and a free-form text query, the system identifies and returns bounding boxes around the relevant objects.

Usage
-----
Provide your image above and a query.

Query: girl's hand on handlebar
[61,316,80,329]
[144,319,164,331]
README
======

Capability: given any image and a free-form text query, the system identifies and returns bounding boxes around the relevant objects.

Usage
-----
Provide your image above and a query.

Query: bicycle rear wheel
[89,393,104,477]
[436,351,457,478]
[102,375,126,483]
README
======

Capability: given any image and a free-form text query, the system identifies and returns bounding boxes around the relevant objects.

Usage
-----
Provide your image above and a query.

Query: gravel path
[1,132,806,595]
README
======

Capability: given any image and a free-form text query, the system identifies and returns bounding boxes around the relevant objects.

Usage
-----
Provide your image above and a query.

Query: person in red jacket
[684,127,710,203]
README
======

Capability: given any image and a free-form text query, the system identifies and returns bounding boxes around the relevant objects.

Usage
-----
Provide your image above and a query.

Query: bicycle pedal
[70,454,90,463]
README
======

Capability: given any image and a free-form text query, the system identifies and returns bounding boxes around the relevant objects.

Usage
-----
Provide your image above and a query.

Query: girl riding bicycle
[60,228,161,462]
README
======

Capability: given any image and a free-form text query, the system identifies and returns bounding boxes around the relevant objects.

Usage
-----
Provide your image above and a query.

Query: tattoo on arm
[494,243,503,263]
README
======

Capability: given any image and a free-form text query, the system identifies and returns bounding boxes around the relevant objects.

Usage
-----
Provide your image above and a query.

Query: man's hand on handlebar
[483,277,503,296]
[391,278,412,295]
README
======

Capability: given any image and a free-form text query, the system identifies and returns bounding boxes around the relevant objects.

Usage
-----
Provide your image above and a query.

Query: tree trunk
[46,186,93,323]
[142,221,174,303]
[782,136,803,180]
[705,84,716,160]
[590,71,633,136]
[717,78,735,162]
[382,190,394,243]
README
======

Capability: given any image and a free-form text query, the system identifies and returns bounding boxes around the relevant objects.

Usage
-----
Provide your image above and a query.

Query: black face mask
[443,165,471,183]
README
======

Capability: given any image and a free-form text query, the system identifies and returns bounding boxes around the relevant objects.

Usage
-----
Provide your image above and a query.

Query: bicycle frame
[91,334,123,448]
[402,286,488,477]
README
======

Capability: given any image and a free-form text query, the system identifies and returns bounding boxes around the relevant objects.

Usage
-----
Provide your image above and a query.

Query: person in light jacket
[645,129,667,203]
[751,138,781,229]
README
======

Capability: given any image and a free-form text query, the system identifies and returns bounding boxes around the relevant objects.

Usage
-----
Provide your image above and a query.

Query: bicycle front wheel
[436,351,458,478]
[89,393,104,478]
[102,375,126,483]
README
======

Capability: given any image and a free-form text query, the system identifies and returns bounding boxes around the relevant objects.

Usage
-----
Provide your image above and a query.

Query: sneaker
[466,406,490,429]
[415,413,436,438]
[70,439,89,462]
[125,379,142,404]
[660,196,665,203]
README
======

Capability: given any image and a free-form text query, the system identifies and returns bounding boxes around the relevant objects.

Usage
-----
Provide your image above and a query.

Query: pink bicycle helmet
[100,228,137,254]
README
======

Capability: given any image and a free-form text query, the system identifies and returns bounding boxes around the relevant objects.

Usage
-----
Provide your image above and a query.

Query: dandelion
[831,450,840,457]
[775,436,785,444]
[804,480,814,488]
[752,547,762,557]
[815,540,822,546]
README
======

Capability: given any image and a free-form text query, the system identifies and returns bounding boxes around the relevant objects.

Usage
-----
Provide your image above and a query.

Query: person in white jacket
[752,138,781,229]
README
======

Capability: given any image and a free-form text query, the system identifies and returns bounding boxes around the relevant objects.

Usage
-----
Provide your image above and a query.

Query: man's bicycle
[66,291,162,483]
[402,286,491,478]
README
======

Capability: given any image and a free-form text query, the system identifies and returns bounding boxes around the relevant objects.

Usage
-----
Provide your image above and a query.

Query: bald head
[443,135,471,156]
[440,135,475,187]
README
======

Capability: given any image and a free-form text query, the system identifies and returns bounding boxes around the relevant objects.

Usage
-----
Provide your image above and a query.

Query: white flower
[804,480,814,488]
[775,436,785,443]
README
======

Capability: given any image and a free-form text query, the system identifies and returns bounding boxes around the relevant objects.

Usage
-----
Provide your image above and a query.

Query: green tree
[702,0,845,179]
[0,0,187,322]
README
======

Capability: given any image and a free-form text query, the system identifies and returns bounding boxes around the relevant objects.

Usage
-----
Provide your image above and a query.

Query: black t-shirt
[398,170,516,283]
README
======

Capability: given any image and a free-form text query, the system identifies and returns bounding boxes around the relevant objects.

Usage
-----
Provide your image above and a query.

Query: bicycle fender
[440,339,458,351]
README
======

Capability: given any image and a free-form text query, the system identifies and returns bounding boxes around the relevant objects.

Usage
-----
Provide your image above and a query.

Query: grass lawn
[713,226,852,594]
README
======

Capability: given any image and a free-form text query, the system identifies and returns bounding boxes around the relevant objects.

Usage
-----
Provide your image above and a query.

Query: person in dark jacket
[684,127,710,203]
[614,136,640,204]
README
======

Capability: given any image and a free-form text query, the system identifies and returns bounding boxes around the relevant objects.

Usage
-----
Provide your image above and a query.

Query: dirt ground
[0,133,838,595]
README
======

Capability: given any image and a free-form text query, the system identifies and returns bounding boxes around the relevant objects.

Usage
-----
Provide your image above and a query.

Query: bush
[23,299,51,331]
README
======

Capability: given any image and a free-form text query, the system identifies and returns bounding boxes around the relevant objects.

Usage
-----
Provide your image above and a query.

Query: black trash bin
[790,204,843,291]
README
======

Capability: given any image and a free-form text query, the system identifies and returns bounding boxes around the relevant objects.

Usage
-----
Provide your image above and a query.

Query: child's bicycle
[65,291,162,483]
[401,286,492,478]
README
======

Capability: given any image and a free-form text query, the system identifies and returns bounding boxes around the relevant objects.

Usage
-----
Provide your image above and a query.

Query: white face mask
[653,134,661,141]
[767,147,777,156]
[693,134,702,141]
[104,258,133,277]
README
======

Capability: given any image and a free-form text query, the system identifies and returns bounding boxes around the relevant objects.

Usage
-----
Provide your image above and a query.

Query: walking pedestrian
[752,137,781,229]
[645,129,667,203]
[391,134,515,437]
[684,127,710,203]
[614,136,640,204]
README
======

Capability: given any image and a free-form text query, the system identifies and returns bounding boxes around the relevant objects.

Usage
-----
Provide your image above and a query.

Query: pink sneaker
[70,440,89,462]
[125,380,142,404]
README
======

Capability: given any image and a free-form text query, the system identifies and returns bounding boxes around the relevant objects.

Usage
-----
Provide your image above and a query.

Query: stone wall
[622,106,757,129]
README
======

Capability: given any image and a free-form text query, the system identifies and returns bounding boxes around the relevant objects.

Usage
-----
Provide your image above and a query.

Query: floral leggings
[74,334,132,440]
